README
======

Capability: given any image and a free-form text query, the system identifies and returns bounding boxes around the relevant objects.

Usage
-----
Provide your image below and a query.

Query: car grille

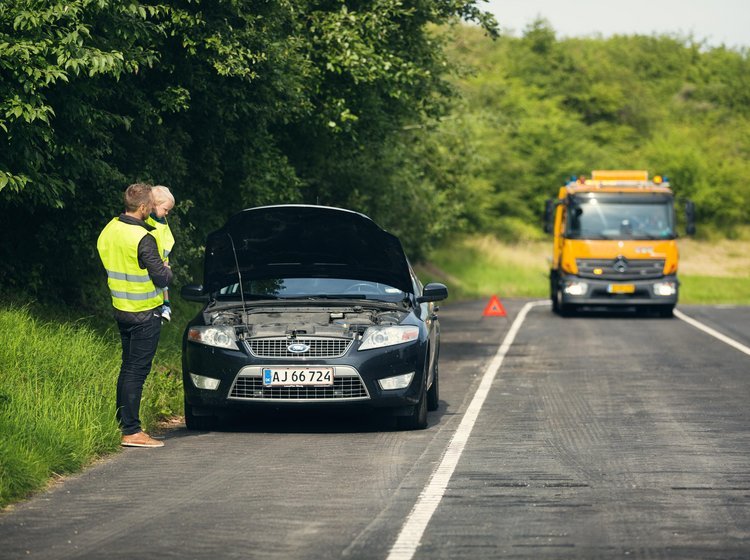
[229,366,369,402]
[246,337,352,358]
[576,258,665,280]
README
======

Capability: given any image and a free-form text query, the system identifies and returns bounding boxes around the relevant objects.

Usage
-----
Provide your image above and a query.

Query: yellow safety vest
[96,218,164,312]
[145,216,175,263]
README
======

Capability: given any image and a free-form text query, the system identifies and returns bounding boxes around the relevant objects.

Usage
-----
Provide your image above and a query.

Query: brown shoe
[121,431,164,448]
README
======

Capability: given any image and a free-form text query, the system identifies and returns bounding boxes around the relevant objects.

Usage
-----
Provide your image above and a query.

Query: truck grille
[246,337,352,358]
[228,367,369,402]
[576,258,665,280]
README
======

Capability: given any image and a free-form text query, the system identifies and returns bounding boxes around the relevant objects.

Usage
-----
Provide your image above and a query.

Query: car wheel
[426,362,439,412]
[184,399,218,431]
[397,385,428,430]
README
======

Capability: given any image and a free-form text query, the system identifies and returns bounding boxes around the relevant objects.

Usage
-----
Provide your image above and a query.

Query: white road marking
[674,308,750,357]
[386,300,549,560]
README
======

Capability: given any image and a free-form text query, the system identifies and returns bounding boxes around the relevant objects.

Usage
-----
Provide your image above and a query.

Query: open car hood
[202,205,414,295]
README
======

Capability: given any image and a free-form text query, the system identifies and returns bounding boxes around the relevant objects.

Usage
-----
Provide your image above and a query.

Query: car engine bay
[205,305,408,339]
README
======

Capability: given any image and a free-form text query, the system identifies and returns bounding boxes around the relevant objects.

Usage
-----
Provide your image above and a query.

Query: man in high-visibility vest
[97,183,173,448]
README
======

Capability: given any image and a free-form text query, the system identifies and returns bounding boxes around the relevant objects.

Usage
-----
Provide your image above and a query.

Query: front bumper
[182,338,427,413]
[557,274,679,307]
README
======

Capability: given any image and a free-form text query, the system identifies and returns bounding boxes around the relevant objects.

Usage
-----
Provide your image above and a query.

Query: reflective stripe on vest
[96,218,164,312]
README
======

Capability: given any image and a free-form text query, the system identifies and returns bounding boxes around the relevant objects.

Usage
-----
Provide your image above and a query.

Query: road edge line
[674,308,750,357]
[386,300,548,560]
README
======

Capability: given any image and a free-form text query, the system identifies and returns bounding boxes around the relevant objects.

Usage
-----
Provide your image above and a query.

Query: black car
[180,205,448,430]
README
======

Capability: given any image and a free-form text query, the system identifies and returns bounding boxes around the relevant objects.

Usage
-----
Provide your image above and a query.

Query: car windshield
[566,195,675,240]
[215,277,407,302]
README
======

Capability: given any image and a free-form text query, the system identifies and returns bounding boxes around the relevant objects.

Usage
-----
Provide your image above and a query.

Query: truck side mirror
[685,200,696,236]
[543,199,556,234]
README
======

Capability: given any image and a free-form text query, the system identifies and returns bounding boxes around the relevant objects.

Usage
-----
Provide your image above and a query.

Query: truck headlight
[653,282,676,296]
[359,326,419,350]
[187,325,239,350]
[563,281,588,296]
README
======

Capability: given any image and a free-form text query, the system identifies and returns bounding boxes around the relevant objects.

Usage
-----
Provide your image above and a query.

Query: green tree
[0,0,498,303]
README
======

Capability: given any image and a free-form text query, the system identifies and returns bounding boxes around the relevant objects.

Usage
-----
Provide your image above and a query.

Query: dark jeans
[116,313,162,435]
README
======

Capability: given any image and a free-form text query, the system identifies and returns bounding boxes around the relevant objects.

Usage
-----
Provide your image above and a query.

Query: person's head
[151,185,175,219]
[124,183,153,220]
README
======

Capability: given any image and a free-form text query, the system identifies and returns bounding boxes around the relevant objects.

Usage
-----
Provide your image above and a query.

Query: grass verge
[415,235,548,301]
[0,303,188,509]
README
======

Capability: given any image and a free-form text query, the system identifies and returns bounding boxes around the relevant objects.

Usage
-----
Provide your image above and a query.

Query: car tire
[426,362,439,412]
[397,384,428,430]
[184,399,218,431]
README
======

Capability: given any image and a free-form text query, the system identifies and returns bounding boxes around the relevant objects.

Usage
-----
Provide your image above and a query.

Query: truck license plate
[608,284,635,294]
[262,367,334,387]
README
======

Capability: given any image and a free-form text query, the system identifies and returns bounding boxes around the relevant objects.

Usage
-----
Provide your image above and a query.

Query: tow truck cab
[544,170,696,317]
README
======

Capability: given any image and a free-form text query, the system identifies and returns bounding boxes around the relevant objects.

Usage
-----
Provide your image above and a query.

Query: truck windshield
[566,195,675,240]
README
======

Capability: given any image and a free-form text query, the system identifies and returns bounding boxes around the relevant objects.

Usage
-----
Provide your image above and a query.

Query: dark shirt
[113,214,173,324]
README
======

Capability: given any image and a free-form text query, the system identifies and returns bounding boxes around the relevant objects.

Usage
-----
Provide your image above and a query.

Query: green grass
[416,235,549,301]
[0,303,189,508]
[679,276,750,305]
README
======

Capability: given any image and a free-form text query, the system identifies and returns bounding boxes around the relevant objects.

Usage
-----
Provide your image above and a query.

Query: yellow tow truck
[544,170,695,317]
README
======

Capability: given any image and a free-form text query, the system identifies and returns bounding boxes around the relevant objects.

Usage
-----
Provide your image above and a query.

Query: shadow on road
[555,306,677,320]
[164,398,456,437]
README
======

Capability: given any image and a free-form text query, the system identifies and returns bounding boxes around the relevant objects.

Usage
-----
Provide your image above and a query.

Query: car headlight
[359,326,419,351]
[187,325,239,350]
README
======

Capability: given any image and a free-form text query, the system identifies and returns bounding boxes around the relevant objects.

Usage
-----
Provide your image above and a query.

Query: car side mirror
[417,283,448,303]
[181,284,209,302]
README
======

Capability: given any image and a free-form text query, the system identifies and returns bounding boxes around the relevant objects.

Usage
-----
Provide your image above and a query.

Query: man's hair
[152,185,175,206]
[124,183,153,212]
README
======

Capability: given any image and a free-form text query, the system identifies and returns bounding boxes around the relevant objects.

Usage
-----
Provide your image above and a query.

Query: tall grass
[417,236,549,300]
[0,305,184,508]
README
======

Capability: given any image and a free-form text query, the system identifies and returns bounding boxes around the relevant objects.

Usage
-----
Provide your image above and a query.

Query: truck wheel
[554,287,572,317]
[657,305,674,318]
[550,274,559,313]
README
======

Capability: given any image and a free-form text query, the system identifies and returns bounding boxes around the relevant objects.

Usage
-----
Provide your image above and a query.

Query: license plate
[262,367,334,387]
[608,283,635,294]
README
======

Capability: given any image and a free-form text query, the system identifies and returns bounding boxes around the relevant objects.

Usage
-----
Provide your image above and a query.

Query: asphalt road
[1,300,749,559]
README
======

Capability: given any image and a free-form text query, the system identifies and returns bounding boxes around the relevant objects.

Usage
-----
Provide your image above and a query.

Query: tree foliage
[443,21,750,240]
[4,6,747,306]
[0,0,496,304]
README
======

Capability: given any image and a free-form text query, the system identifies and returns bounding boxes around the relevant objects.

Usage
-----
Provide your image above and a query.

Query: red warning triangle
[483,295,506,317]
